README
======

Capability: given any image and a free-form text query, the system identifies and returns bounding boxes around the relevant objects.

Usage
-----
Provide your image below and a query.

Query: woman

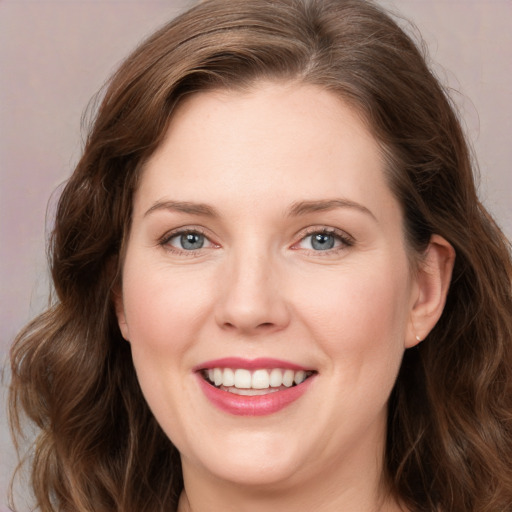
[9,0,512,511]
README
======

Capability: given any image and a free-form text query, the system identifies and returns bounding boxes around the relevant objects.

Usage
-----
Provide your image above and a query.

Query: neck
[178,484,403,512]
[177,445,404,512]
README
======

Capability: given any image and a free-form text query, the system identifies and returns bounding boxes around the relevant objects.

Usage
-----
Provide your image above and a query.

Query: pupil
[181,233,204,250]
[312,233,334,250]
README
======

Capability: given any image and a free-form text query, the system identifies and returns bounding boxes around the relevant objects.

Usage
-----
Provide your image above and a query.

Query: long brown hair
[10,0,512,510]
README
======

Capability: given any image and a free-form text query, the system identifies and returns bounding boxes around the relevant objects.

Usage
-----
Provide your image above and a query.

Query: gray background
[1,0,511,506]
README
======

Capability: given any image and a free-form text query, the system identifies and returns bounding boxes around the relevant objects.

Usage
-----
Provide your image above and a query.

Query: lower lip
[196,374,315,416]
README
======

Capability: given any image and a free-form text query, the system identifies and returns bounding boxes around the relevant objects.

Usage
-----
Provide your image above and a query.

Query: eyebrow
[143,198,376,221]
[287,199,377,221]
[144,200,219,218]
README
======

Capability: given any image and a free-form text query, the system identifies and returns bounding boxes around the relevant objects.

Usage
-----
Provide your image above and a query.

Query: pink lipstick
[194,358,316,416]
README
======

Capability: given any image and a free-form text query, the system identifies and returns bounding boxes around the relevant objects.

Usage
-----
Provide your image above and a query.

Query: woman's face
[116,82,421,491]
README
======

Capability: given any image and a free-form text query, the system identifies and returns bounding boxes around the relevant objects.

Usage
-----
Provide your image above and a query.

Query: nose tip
[221,316,286,335]
[214,257,290,336]
[217,291,291,335]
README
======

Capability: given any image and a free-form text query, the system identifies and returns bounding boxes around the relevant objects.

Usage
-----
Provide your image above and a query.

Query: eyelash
[158,226,354,255]
[159,227,215,256]
[292,227,354,255]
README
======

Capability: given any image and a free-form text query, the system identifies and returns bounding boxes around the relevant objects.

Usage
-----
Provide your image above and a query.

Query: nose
[214,249,291,336]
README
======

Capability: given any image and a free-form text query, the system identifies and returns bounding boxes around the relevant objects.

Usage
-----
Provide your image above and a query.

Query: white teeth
[282,369,294,387]
[252,369,269,389]
[294,370,306,385]
[227,387,281,396]
[223,368,235,387]
[214,368,223,387]
[204,367,312,390]
[269,368,283,387]
[234,369,252,389]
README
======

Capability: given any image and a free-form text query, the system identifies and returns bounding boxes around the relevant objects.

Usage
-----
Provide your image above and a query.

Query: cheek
[119,264,210,439]
[295,260,411,371]
[121,262,214,354]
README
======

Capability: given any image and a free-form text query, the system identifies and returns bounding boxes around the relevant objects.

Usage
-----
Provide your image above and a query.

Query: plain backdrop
[1,0,511,506]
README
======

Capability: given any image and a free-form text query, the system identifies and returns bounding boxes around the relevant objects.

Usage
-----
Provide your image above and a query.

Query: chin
[181,429,307,488]
[202,456,301,488]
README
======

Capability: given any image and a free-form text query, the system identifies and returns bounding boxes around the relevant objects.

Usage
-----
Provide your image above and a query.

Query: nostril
[215,296,291,333]
[221,321,275,332]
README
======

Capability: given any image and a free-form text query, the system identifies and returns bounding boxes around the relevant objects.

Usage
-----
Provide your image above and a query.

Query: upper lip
[193,357,313,372]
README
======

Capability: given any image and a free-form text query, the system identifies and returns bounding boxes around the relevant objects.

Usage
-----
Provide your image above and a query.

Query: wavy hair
[10,0,512,510]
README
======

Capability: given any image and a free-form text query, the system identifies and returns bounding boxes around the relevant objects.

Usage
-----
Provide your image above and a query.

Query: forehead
[134,81,398,225]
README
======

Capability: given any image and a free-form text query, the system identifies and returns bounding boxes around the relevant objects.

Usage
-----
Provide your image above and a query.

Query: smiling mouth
[201,367,316,396]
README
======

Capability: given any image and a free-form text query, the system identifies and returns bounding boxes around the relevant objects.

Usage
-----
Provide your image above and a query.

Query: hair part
[10,0,512,510]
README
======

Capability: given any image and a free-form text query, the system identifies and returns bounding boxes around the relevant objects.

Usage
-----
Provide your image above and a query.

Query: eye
[294,229,353,252]
[308,232,337,250]
[162,229,216,252]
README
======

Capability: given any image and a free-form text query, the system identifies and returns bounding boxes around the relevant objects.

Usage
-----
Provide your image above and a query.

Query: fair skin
[116,82,454,512]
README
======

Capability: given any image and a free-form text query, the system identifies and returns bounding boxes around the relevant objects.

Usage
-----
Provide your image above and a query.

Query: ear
[112,287,131,341]
[406,234,455,348]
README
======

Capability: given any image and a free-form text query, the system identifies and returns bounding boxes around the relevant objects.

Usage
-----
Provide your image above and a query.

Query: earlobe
[113,288,130,341]
[406,234,455,348]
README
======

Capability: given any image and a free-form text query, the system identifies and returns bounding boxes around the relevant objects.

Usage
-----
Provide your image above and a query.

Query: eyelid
[158,226,220,254]
[291,226,354,252]
[157,224,353,255]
